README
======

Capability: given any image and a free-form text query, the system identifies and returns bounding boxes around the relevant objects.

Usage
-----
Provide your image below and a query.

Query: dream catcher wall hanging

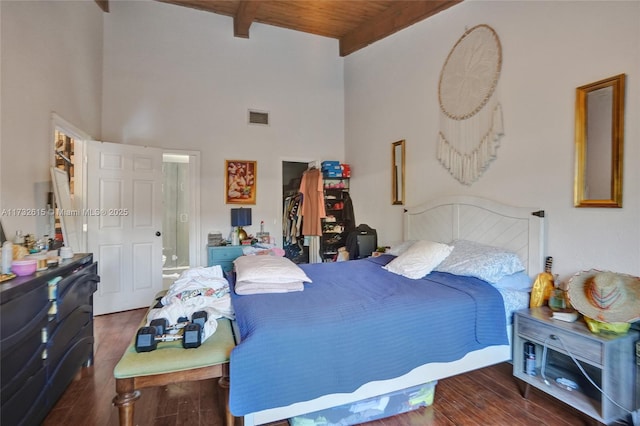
[437,24,503,185]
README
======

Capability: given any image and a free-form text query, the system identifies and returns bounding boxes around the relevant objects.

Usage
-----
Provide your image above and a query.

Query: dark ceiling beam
[339,0,462,57]
[95,0,109,13]
[234,0,262,38]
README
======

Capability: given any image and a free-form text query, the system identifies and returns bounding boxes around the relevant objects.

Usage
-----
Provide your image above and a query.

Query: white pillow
[234,255,312,284]
[434,239,525,284]
[234,280,304,295]
[387,240,417,256]
[383,240,453,279]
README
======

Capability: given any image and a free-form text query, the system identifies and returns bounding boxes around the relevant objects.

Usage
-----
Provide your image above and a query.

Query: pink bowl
[12,259,37,276]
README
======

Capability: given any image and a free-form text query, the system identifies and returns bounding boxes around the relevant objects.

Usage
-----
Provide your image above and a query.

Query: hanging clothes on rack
[282,193,303,244]
[299,168,325,236]
[282,193,305,262]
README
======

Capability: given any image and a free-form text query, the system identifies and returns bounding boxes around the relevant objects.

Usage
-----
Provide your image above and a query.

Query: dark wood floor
[43,308,602,426]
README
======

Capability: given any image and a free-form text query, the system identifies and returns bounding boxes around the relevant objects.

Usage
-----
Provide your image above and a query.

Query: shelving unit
[513,307,639,425]
[321,178,350,262]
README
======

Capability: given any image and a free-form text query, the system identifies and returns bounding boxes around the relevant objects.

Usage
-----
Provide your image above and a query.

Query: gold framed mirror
[392,140,405,205]
[574,74,625,208]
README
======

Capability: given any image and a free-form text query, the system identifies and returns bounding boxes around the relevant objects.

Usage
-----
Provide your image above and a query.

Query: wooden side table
[513,307,639,424]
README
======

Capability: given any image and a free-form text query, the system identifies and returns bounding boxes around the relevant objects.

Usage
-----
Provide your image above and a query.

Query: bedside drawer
[210,249,242,261]
[517,315,603,364]
[207,246,244,268]
[217,261,235,273]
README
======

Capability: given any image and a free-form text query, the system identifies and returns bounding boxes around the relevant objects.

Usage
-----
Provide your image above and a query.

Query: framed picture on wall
[225,160,257,204]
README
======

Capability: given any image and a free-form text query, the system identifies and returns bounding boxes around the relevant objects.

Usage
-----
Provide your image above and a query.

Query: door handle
[156,231,161,237]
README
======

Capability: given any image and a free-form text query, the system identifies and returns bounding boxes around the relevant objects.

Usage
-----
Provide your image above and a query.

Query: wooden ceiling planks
[120,0,463,56]
[339,0,462,56]
[257,1,394,39]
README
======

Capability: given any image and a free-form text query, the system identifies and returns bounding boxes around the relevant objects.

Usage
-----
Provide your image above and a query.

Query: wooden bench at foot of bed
[112,299,237,426]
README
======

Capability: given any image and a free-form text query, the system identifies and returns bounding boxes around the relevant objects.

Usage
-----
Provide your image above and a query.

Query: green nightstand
[207,245,244,273]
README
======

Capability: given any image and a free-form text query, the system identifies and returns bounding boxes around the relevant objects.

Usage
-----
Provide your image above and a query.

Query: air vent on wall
[248,109,269,126]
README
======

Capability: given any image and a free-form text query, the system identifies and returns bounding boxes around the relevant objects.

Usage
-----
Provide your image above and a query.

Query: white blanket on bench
[147,265,234,341]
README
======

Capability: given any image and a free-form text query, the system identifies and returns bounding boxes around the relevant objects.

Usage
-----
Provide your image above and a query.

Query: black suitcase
[346,224,377,260]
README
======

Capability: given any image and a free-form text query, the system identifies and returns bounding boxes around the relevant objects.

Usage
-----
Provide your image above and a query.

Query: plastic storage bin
[289,381,436,426]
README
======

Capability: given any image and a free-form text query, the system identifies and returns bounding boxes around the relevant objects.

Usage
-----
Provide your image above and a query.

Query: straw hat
[567,270,640,323]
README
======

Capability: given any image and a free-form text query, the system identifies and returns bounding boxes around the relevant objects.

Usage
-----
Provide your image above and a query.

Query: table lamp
[231,208,252,242]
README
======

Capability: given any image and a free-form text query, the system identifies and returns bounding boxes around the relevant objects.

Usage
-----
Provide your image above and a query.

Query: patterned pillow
[435,239,525,284]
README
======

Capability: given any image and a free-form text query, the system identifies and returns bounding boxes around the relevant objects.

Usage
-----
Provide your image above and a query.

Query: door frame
[280,156,318,232]
[280,157,321,262]
[50,113,92,252]
[162,150,202,268]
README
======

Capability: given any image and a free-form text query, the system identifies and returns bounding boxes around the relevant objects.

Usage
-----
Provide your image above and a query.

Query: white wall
[0,0,103,237]
[3,1,638,280]
[345,0,640,279]
[101,1,344,264]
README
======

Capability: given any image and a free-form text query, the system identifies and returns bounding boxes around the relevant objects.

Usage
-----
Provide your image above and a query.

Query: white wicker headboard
[404,195,546,275]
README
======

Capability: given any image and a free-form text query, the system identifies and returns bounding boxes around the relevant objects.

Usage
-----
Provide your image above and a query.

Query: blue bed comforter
[228,255,507,416]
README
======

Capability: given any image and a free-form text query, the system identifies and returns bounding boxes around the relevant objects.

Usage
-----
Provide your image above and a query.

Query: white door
[86,141,164,315]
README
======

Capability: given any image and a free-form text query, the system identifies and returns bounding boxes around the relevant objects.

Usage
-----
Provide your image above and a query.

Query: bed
[230,195,545,425]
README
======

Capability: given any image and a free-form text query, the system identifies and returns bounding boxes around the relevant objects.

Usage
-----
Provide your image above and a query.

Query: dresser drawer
[47,306,93,371]
[54,270,99,322]
[0,364,47,426]
[517,315,603,364]
[1,322,46,404]
[0,285,49,349]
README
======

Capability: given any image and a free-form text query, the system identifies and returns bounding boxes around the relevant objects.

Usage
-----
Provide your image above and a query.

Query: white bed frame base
[243,195,545,425]
[245,332,513,426]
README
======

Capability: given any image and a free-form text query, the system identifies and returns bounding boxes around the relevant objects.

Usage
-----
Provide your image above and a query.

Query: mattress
[229,255,508,416]
[498,287,530,324]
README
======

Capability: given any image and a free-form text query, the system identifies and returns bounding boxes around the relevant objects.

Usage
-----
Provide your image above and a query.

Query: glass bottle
[14,230,24,246]
[548,274,568,311]
[2,241,13,274]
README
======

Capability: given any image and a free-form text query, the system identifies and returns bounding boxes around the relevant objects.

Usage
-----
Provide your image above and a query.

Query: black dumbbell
[191,310,208,328]
[135,323,203,352]
[134,311,208,352]
[148,311,208,336]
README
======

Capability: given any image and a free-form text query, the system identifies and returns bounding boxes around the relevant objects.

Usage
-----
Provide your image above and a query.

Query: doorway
[282,161,311,263]
[162,153,190,280]
[51,113,92,252]
[161,152,201,289]
[84,145,201,314]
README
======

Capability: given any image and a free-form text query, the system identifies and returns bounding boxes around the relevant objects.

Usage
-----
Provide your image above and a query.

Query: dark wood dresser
[0,253,99,425]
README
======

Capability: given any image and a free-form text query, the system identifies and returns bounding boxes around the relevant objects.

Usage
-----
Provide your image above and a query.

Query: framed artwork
[225,160,257,204]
